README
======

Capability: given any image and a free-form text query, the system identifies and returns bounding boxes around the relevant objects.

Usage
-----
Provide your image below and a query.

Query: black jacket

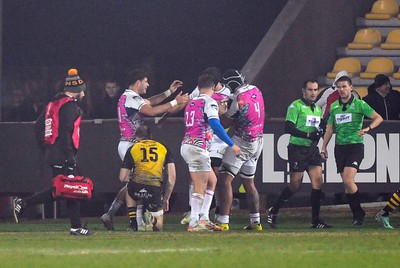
[363,85,400,120]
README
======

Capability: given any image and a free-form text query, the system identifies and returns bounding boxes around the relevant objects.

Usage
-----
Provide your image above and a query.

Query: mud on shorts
[288,144,322,172]
[127,181,162,212]
[334,143,364,173]
[180,143,211,172]
[220,136,263,178]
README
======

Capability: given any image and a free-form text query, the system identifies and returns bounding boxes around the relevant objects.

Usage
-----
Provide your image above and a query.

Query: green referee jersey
[286,99,322,147]
[328,97,375,145]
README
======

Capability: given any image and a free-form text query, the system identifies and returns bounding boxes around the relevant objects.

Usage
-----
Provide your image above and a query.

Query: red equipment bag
[52,174,94,200]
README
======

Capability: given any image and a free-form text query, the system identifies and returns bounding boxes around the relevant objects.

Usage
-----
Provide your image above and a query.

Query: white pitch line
[0,247,218,256]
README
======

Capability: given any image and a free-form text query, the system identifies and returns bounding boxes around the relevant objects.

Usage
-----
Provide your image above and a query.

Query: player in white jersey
[217,69,265,231]
[101,69,189,231]
[181,74,240,231]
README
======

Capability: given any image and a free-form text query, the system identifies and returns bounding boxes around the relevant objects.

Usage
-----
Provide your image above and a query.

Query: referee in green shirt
[267,79,331,229]
[321,75,383,226]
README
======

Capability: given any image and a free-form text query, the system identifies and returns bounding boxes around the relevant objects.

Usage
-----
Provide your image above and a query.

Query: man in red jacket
[13,68,93,236]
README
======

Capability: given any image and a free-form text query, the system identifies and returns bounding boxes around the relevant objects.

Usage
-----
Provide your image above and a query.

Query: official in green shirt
[267,79,332,229]
[321,75,383,226]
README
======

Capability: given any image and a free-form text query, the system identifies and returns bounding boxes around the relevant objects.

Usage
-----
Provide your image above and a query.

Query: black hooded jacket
[363,84,400,120]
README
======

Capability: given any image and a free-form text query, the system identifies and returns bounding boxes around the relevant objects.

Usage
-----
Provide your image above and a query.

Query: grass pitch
[0,206,399,268]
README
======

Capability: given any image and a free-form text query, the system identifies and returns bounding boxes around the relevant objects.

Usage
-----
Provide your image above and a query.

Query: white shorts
[118,141,135,161]
[209,137,228,159]
[180,144,211,172]
[221,136,263,177]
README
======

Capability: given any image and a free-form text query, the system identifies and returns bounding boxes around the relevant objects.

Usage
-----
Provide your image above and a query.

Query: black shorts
[288,144,322,172]
[127,181,162,212]
[211,157,222,168]
[334,143,364,173]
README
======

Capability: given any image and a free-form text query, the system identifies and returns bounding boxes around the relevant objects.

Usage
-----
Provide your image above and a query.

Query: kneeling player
[119,125,176,231]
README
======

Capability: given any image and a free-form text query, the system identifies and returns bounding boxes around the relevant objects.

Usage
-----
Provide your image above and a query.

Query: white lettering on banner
[262,134,284,182]
[262,133,399,184]
[377,133,399,183]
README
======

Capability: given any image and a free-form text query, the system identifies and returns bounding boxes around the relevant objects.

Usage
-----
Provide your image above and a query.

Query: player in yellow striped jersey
[119,125,176,231]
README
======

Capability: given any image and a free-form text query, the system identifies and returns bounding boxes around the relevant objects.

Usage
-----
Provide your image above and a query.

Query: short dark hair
[302,79,318,90]
[105,78,118,84]
[135,125,151,139]
[336,76,352,85]
[202,67,221,84]
[126,69,147,86]
[198,74,216,90]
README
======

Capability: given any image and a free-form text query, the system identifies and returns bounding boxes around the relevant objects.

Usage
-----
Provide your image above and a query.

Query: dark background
[3,0,287,90]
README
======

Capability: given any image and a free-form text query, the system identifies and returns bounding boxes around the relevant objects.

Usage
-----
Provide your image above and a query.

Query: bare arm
[119,168,131,183]
[321,124,334,160]
[147,80,183,106]
[141,92,189,117]
[163,163,176,212]
[167,103,187,115]
[358,112,383,137]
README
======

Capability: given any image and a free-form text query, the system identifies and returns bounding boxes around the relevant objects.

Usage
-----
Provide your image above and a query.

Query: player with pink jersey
[181,74,240,232]
[179,68,232,226]
[217,69,265,231]
[101,69,189,231]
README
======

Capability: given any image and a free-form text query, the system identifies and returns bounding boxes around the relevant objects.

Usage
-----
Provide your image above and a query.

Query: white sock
[188,182,194,208]
[218,215,229,224]
[137,205,144,225]
[250,213,260,224]
[200,189,214,221]
[189,193,204,226]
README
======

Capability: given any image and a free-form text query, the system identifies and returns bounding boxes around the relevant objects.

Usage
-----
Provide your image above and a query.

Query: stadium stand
[392,66,400,78]
[353,87,369,98]
[365,0,399,20]
[359,57,395,78]
[326,57,362,79]
[322,0,400,87]
[380,28,400,49]
[347,28,382,50]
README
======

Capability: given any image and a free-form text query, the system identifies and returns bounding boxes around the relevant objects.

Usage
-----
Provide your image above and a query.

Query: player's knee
[239,171,254,180]
[151,210,164,231]
[219,165,235,179]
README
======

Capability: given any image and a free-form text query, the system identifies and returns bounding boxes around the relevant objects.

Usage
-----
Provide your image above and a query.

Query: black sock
[271,187,294,214]
[311,189,323,222]
[24,189,53,206]
[127,207,137,231]
[347,191,364,218]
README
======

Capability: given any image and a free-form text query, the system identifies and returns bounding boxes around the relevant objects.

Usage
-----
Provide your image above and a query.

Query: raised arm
[147,80,183,106]
[141,92,189,117]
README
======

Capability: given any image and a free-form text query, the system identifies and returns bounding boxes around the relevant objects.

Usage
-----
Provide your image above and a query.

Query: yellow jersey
[122,139,174,187]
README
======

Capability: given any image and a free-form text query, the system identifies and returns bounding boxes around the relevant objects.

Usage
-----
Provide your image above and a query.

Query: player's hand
[168,80,183,93]
[358,127,370,137]
[218,100,228,114]
[175,91,189,105]
[231,144,241,156]
[163,200,170,212]
[320,150,328,160]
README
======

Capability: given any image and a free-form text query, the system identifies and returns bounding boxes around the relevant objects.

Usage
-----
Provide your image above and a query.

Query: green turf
[0,208,399,268]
